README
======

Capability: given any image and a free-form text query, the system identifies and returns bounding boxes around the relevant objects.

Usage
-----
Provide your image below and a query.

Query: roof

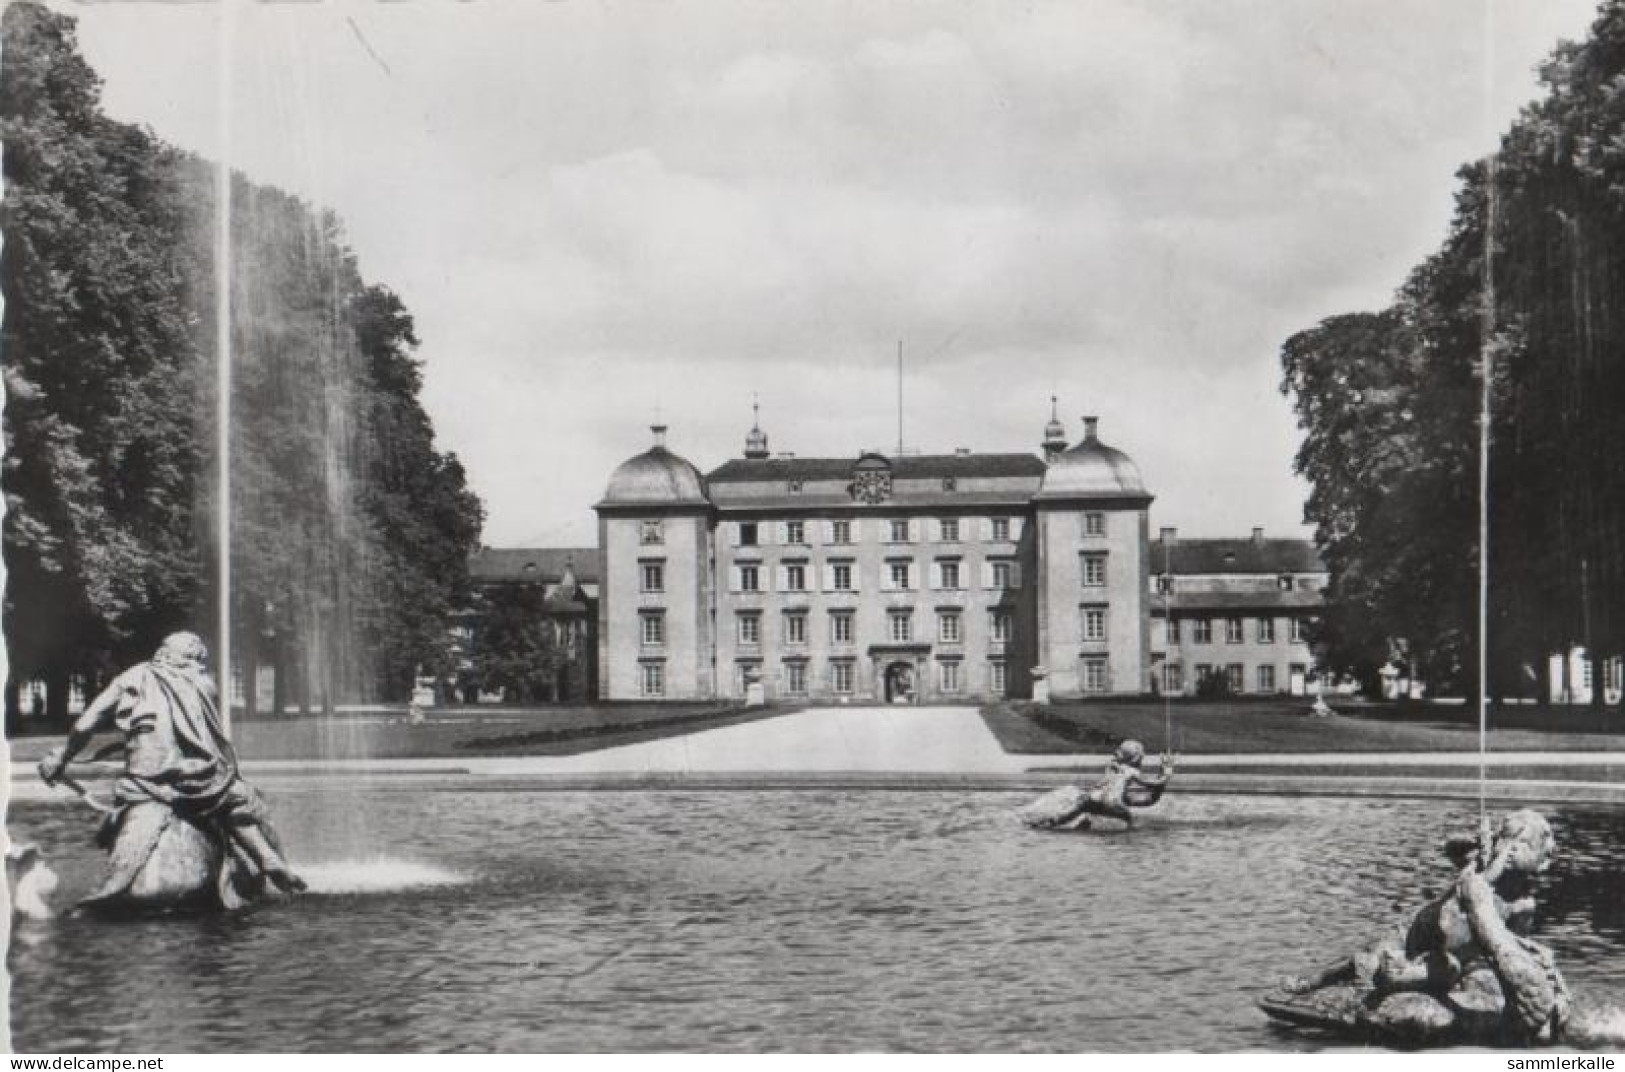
[601,445,709,506]
[1156,589,1324,612]
[468,547,601,585]
[1034,427,1149,501]
[708,452,1047,483]
[1151,538,1325,575]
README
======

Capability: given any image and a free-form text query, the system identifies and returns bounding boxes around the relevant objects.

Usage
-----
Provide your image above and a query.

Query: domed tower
[1032,415,1154,698]
[595,424,714,700]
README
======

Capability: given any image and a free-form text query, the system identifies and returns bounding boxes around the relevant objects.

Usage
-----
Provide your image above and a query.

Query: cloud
[59,0,1602,545]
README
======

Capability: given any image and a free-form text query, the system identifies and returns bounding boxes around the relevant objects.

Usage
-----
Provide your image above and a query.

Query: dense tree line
[1282,2,1625,704]
[1,3,483,725]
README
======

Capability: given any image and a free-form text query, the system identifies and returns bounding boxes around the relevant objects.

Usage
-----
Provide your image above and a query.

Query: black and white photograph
[3,0,1624,1056]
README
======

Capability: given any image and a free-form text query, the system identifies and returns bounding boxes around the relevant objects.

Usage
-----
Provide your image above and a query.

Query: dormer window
[1278,574,1293,591]
[640,520,663,545]
[788,480,803,494]
[942,476,957,491]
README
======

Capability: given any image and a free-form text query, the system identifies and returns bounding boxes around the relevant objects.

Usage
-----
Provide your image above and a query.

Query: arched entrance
[883,661,916,704]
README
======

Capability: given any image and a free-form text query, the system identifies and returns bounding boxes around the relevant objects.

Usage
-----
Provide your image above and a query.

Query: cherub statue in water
[1263,809,1584,1046]
[37,631,304,914]
[1019,739,1175,830]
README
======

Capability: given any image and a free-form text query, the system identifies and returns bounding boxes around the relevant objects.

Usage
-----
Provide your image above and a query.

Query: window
[942,476,957,492]
[739,522,758,547]
[1165,617,1179,645]
[1258,665,1277,693]
[784,612,807,646]
[1083,657,1107,692]
[990,611,1012,644]
[939,659,962,694]
[785,563,807,592]
[788,479,804,494]
[1193,619,1213,644]
[1084,512,1105,537]
[831,660,854,694]
[830,612,854,645]
[640,661,665,698]
[938,560,961,590]
[1082,605,1107,642]
[739,564,761,592]
[1157,574,1174,595]
[1164,663,1184,694]
[1082,553,1107,587]
[640,561,665,593]
[640,612,665,646]
[1257,617,1276,644]
[991,517,1011,541]
[991,560,1014,589]
[888,560,912,590]
[1225,617,1243,644]
[785,521,805,545]
[940,518,959,542]
[889,611,913,643]
[785,662,807,696]
[832,520,852,544]
[989,660,1008,697]
[738,613,761,646]
[1291,618,1310,643]
[1278,574,1294,591]
[889,519,911,543]
[1226,664,1244,692]
[1195,663,1212,686]
[832,562,854,592]
[938,610,962,644]
[640,520,663,545]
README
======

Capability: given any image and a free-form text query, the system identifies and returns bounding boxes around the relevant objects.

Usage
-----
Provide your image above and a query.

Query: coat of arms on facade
[849,453,893,504]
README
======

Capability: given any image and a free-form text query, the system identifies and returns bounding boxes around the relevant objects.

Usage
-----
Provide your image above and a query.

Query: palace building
[590,409,1327,703]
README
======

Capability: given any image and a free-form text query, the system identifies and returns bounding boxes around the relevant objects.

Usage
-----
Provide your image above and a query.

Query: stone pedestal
[1030,665,1050,704]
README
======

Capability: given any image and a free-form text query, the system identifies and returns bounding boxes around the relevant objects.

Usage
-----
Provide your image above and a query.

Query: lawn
[981,699,1625,756]
[6,702,800,763]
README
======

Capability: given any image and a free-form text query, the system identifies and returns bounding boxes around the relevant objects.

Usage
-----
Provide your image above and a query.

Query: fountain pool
[9,786,1625,1051]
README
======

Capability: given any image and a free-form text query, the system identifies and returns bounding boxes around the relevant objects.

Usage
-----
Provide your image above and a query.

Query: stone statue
[1261,809,1573,1046]
[37,632,304,915]
[1019,739,1175,830]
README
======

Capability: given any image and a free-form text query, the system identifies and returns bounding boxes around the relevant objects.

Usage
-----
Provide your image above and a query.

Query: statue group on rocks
[31,632,303,916]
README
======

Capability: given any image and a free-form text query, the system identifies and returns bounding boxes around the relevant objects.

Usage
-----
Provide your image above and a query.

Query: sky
[57,0,1602,547]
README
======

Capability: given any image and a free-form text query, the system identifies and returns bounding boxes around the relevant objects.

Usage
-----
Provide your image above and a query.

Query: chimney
[1160,526,1177,544]
[955,447,972,456]
[1252,526,1265,545]
[1082,416,1099,440]
[651,423,668,448]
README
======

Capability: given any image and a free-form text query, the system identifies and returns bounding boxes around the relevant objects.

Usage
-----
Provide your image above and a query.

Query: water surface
[9,788,1624,1051]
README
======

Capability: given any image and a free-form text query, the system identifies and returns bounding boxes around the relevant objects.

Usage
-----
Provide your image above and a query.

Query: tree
[465,585,569,703]
[1,3,484,722]
[1282,1,1625,706]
